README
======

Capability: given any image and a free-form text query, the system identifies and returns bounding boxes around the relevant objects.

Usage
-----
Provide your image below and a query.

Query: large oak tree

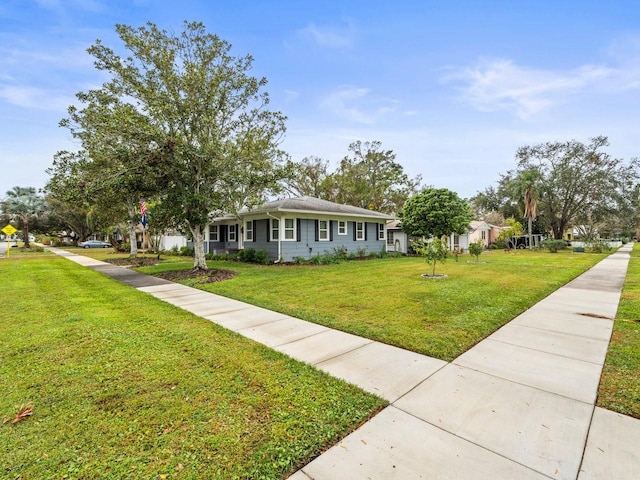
[514,136,639,239]
[64,21,288,269]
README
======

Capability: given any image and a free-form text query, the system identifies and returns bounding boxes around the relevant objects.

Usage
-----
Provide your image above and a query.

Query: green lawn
[598,243,640,418]
[139,249,607,361]
[0,252,386,479]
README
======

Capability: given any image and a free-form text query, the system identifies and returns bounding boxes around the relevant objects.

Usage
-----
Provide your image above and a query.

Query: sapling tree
[412,236,449,277]
[468,239,484,262]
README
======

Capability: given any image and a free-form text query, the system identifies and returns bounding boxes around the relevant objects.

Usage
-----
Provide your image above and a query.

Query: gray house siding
[245,217,386,262]
[243,219,279,259]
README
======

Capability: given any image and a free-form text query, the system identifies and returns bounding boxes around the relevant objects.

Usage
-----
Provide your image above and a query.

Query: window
[245,221,253,241]
[378,223,385,240]
[228,224,236,242]
[271,219,279,241]
[318,220,329,241]
[481,231,486,240]
[209,225,219,242]
[284,218,296,240]
[338,220,347,235]
[356,222,365,241]
[387,230,394,245]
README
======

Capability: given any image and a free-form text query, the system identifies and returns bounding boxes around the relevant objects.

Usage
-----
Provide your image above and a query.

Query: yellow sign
[2,224,17,236]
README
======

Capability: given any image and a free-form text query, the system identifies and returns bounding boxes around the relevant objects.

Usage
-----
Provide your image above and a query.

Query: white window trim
[318,219,329,241]
[378,223,385,240]
[338,220,347,235]
[356,222,365,241]
[271,218,280,241]
[228,224,237,242]
[283,218,296,241]
[209,225,219,242]
[245,221,253,241]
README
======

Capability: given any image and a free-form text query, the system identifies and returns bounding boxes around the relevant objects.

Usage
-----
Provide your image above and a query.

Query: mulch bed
[104,257,236,284]
[154,268,236,284]
[105,257,161,267]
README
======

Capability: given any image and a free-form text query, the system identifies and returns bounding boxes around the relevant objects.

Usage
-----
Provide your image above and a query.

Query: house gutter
[265,211,281,263]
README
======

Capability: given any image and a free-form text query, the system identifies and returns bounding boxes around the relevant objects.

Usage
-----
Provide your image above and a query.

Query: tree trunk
[191,224,208,270]
[527,217,533,249]
[127,220,138,257]
[23,217,30,248]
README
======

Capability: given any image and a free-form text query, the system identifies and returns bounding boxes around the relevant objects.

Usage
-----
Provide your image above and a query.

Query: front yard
[138,249,607,361]
[0,253,385,478]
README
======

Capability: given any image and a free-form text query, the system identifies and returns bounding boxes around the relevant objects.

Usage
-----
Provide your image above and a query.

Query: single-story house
[386,219,505,253]
[202,196,395,262]
[385,220,408,253]
[450,220,504,251]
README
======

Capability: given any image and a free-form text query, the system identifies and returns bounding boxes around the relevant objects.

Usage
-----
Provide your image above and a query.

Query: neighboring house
[386,220,409,254]
[450,220,504,251]
[234,196,394,262]
[387,219,505,254]
[186,196,393,261]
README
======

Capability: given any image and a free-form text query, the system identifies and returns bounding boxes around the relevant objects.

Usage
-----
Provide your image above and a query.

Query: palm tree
[510,170,540,249]
[2,187,46,248]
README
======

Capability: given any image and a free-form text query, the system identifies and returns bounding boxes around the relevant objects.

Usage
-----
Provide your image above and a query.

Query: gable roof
[241,196,394,220]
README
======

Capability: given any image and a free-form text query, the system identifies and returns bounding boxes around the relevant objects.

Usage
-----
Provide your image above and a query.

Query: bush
[586,239,613,253]
[179,246,195,256]
[117,241,131,253]
[238,248,256,262]
[541,239,567,253]
[253,250,270,264]
[332,246,348,261]
[237,248,269,264]
[468,239,483,262]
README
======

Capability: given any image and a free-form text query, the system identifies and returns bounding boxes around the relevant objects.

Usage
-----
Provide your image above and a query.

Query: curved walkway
[48,246,639,479]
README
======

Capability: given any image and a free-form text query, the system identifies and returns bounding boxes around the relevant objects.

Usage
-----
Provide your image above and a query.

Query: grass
[136,249,607,361]
[0,252,386,479]
[597,243,640,418]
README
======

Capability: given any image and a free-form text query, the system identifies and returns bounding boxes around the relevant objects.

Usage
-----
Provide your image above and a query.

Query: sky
[1,0,639,201]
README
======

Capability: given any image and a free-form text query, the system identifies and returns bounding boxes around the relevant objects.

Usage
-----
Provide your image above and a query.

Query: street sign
[2,224,17,236]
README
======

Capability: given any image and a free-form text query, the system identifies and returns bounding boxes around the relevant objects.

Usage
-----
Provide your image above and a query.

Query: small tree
[400,188,473,239]
[468,239,484,262]
[412,236,449,277]
[496,217,524,249]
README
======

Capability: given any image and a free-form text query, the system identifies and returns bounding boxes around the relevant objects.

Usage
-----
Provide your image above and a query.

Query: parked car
[79,240,111,249]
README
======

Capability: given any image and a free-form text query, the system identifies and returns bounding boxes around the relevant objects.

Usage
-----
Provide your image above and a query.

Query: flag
[140,200,147,228]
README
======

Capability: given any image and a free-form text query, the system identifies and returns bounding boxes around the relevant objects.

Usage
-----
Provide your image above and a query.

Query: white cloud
[298,22,355,49]
[320,87,398,124]
[443,51,640,119]
[0,85,74,111]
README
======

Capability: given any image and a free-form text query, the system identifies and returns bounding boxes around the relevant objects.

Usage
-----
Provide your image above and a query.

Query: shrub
[237,248,269,264]
[468,239,484,262]
[117,241,131,253]
[179,246,195,256]
[332,246,348,261]
[253,250,270,264]
[411,236,449,276]
[541,239,567,253]
[586,239,613,253]
[356,246,368,258]
[238,248,256,262]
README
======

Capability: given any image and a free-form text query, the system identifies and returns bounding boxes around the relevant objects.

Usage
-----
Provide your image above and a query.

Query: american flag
[140,200,147,228]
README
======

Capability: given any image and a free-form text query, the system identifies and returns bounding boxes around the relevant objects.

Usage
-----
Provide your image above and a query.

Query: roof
[241,196,394,220]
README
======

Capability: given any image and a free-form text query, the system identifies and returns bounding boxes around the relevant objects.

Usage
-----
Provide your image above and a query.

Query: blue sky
[1,0,639,201]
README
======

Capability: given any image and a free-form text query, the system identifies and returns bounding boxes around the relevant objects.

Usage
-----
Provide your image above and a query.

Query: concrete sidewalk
[48,246,640,479]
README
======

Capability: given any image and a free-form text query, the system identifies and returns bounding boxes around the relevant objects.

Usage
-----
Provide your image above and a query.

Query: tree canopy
[400,188,473,239]
[471,136,640,240]
[285,140,421,214]
[1,187,46,248]
[49,21,289,268]
[515,136,639,239]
